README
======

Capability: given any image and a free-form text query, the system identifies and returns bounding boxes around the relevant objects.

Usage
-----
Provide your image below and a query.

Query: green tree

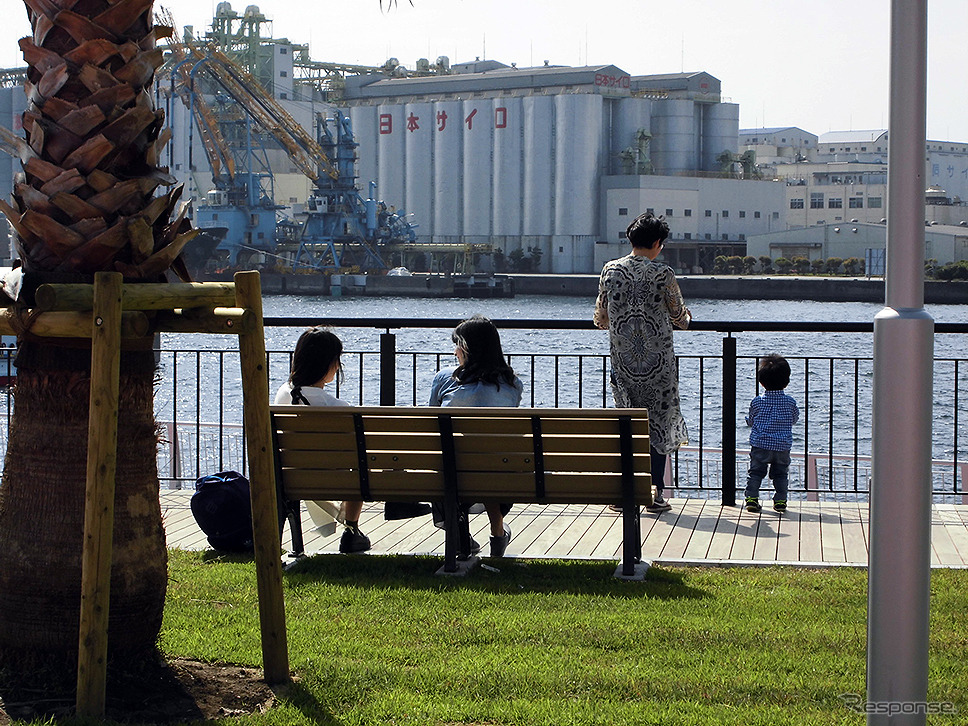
[757,255,773,274]
[843,257,862,275]
[774,257,793,274]
[726,256,743,274]
[811,258,825,274]
[742,256,757,274]
[793,256,811,274]
[713,255,728,274]
[508,248,526,272]
[825,257,844,275]
[529,246,543,273]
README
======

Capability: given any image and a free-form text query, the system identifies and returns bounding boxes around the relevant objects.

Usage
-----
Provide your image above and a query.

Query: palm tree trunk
[0,0,195,664]
[0,341,167,659]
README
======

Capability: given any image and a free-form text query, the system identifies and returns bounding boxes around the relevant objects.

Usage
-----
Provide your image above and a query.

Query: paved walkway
[160,491,968,568]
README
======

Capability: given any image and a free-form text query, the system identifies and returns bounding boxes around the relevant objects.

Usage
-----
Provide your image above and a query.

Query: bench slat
[279,468,652,504]
[277,449,650,474]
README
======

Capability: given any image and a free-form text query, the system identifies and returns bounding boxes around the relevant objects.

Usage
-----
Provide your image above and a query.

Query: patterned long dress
[594,254,691,455]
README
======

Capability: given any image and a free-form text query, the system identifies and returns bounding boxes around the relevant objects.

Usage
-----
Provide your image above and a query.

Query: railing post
[380,331,396,406]
[722,335,737,506]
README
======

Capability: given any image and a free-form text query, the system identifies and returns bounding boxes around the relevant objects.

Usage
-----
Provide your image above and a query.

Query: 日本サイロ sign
[379,107,512,134]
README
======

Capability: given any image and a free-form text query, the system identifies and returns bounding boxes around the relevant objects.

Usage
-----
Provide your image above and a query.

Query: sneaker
[773,500,787,513]
[646,496,672,514]
[339,527,371,554]
[745,497,762,513]
[489,524,511,557]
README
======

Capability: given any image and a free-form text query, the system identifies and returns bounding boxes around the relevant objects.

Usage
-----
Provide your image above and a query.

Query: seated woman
[274,327,370,554]
[429,316,523,557]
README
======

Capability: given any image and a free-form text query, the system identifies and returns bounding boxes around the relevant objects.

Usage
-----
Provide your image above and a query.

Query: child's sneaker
[646,495,672,513]
[745,497,762,513]
[773,500,787,513]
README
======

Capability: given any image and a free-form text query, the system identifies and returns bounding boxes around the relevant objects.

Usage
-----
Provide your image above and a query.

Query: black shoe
[489,524,511,557]
[339,527,371,553]
[773,500,787,513]
[745,497,762,513]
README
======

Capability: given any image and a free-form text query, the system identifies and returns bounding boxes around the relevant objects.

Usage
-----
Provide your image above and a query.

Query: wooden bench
[270,405,653,577]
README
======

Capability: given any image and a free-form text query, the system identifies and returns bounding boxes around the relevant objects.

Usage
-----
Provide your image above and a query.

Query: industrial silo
[349,106,378,193]
[492,97,523,237]
[701,102,739,172]
[554,94,602,235]
[611,97,652,175]
[650,99,698,175]
[377,104,405,223]
[522,95,554,238]
[433,100,463,240]
[404,102,433,239]
[462,99,493,243]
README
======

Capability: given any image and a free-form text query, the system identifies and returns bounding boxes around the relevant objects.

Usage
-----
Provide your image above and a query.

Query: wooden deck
[160,491,968,568]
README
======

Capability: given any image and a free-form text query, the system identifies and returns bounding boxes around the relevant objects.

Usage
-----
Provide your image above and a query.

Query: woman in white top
[273,328,369,554]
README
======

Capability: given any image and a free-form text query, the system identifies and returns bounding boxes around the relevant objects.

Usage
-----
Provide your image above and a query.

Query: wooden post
[76,272,123,718]
[234,271,290,684]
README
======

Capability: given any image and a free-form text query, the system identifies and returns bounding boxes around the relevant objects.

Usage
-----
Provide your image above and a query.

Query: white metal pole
[867,1,934,724]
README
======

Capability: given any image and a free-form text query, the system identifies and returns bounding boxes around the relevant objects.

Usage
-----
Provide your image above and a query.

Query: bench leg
[284,500,304,556]
[621,508,640,577]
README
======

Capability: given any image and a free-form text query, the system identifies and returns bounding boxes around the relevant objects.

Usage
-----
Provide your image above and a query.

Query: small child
[745,354,799,513]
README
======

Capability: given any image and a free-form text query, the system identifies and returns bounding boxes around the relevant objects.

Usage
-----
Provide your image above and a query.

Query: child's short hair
[757,354,791,390]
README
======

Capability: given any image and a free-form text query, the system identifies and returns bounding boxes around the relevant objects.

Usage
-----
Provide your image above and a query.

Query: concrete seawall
[252,272,966,304]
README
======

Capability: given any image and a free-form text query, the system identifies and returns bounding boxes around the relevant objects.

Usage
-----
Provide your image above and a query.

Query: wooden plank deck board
[774,506,801,562]
[680,500,722,560]
[819,502,847,564]
[521,505,587,556]
[543,505,597,557]
[704,502,744,561]
[797,502,824,563]
[729,506,761,560]
[567,508,623,559]
[931,521,964,567]
[840,503,869,565]
[751,511,781,562]
[940,518,968,566]
[655,499,703,560]
[640,500,686,560]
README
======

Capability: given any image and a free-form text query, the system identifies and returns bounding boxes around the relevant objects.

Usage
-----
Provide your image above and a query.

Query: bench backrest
[269,406,652,506]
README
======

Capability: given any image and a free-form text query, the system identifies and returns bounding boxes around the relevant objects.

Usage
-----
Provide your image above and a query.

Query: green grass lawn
[160,550,968,725]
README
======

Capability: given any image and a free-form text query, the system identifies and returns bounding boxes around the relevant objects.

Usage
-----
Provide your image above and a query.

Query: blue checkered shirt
[746,389,799,451]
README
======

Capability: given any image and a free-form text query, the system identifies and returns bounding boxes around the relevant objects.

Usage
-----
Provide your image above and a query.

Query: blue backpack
[190,471,254,552]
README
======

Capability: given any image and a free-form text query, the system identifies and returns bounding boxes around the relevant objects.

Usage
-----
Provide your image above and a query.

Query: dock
[160,492,968,568]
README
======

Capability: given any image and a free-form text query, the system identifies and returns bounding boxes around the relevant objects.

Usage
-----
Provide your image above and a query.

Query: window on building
[619,232,626,239]
[722,210,729,218]
[618,207,628,216]
[790,198,805,209]
[279,92,288,99]
[739,210,746,218]
[844,147,850,152]
[705,233,712,240]
[705,209,712,217]
[773,212,780,219]
[828,198,843,209]
[665,208,673,216]
[849,197,864,209]
[683,233,692,239]
[739,234,746,241]
[279,46,288,54]
[754,211,761,218]
[869,197,883,208]
[289,197,298,203]
[684,209,692,217]
[722,234,729,240]
[211,214,218,220]
[861,147,867,151]
[280,71,288,77]
[646,207,654,214]
[810,193,824,209]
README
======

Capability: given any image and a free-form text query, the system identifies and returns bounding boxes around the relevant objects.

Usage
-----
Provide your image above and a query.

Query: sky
[3,0,967,142]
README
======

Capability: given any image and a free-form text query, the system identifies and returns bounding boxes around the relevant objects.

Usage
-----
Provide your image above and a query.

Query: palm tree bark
[0,0,195,663]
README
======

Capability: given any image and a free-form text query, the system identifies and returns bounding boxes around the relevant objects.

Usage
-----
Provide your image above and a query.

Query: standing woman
[594,212,691,513]
[429,316,523,556]
[274,327,370,553]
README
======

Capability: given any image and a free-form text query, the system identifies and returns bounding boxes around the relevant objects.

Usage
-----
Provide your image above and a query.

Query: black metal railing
[1,319,965,502]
